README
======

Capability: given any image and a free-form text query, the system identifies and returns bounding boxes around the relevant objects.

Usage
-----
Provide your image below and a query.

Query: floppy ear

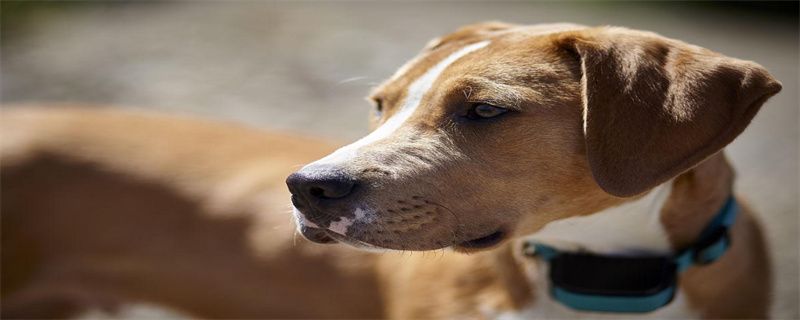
[559,27,781,197]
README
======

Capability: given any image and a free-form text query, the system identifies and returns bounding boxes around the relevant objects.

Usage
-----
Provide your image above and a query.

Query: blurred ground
[2,2,797,318]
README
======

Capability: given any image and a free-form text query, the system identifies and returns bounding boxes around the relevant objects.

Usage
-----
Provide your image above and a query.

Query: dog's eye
[466,103,508,120]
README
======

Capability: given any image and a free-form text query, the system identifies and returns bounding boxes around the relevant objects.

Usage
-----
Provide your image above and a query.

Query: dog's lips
[454,230,506,250]
[299,226,338,244]
[325,232,388,251]
[298,225,383,251]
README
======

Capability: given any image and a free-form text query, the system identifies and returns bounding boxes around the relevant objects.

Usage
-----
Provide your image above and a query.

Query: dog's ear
[556,27,781,197]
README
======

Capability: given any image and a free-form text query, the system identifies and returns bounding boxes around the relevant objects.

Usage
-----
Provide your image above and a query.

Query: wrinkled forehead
[370,23,585,104]
[369,40,491,110]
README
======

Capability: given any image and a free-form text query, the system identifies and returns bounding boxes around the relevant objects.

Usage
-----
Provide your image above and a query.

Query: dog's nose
[286,170,357,200]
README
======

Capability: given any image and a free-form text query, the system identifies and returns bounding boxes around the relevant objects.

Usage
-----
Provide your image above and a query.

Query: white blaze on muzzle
[306,40,491,168]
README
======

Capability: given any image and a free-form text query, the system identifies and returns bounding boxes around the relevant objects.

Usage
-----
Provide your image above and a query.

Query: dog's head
[286,22,780,251]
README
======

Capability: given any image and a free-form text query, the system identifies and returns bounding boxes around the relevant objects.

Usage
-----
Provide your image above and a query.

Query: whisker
[337,76,369,85]
[425,200,462,246]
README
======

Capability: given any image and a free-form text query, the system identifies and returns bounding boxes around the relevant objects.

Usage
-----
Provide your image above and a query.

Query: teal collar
[527,196,739,313]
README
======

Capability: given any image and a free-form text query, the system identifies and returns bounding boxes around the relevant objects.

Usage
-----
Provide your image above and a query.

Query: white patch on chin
[327,207,369,235]
[304,40,491,168]
[328,217,353,235]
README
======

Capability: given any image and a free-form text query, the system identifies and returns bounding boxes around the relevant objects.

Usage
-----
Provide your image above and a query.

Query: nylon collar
[526,196,739,313]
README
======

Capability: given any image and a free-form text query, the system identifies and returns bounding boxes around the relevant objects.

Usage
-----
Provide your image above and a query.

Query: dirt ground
[2,2,797,318]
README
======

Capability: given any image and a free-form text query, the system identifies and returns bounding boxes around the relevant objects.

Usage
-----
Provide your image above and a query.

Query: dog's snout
[286,170,357,201]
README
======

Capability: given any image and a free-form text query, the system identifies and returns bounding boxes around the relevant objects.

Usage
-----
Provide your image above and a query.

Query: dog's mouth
[454,230,507,251]
[299,226,386,251]
[300,224,506,252]
[299,226,337,244]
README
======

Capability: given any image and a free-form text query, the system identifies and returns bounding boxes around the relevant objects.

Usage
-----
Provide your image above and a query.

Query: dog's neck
[526,153,734,256]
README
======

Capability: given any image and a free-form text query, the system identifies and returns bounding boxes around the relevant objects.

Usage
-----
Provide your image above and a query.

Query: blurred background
[2,1,797,318]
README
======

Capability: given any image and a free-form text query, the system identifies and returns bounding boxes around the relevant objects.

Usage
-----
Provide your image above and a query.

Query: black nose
[286,170,357,201]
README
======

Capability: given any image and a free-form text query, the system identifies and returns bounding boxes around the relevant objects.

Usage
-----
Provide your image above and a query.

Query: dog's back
[1,107,385,318]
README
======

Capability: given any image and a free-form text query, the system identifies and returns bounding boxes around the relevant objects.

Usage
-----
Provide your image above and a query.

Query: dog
[286,22,781,318]
[2,22,781,319]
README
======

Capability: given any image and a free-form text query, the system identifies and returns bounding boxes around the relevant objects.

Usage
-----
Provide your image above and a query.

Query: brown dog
[286,22,780,318]
[2,22,781,319]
